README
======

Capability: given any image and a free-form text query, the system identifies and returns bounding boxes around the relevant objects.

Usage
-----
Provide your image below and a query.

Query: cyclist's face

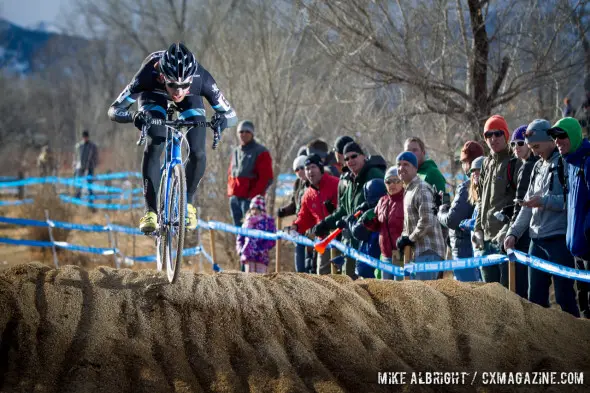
[165,83,190,102]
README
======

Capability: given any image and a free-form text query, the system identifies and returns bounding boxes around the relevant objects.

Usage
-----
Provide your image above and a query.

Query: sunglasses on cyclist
[166,81,191,90]
[385,179,401,185]
[344,154,359,162]
[510,140,525,147]
[484,130,504,139]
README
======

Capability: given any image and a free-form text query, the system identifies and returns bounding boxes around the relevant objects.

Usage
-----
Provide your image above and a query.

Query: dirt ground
[1,263,589,393]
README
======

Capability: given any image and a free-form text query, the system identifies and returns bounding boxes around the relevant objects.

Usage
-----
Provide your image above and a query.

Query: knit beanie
[384,166,399,180]
[524,119,553,143]
[460,141,484,164]
[470,156,485,173]
[334,136,354,154]
[304,154,324,173]
[292,155,307,171]
[510,125,528,142]
[342,141,364,156]
[484,115,510,141]
[237,120,255,134]
[548,117,583,153]
[396,151,418,168]
[249,195,266,211]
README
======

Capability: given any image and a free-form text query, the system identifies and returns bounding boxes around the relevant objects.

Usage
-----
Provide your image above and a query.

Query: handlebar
[136,118,221,150]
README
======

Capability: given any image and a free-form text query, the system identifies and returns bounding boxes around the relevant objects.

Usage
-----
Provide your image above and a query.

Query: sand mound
[0,263,589,393]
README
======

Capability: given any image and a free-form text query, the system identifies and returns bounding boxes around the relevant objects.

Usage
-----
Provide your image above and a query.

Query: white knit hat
[293,155,307,171]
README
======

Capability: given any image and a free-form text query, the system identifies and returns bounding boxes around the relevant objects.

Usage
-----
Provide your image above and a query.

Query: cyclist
[108,42,238,232]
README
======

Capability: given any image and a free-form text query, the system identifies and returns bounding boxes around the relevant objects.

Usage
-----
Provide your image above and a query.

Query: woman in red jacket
[361,166,404,280]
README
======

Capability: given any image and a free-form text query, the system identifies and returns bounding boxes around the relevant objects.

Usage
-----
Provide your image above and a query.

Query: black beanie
[342,141,364,156]
[304,154,324,173]
[334,136,354,154]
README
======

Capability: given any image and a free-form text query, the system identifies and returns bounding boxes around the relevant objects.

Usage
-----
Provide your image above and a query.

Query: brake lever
[212,124,221,150]
[136,125,147,146]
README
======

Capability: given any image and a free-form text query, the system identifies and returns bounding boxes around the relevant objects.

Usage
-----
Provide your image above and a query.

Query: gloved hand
[471,230,484,250]
[133,111,152,129]
[335,219,347,230]
[396,236,414,252]
[438,204,450,213]
[211,112,228,131]
[324,200,336,214]
[311,221,330,237]
[277,207,287,218]
[282,225,299,237]
[360,209,376,224]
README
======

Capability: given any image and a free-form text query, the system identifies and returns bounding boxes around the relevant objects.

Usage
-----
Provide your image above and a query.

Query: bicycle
[137,103,221,283]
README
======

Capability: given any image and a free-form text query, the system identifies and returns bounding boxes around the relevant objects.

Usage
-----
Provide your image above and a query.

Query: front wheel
[156,168,167,272]
[164,164,186,283]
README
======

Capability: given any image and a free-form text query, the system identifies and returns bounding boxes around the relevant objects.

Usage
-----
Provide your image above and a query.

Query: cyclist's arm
[108,79,141,123]
[201,70,238,127]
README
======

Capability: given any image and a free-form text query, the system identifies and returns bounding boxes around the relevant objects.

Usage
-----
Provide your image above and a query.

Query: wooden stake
[403,246,411,281]
[275,217,282,273]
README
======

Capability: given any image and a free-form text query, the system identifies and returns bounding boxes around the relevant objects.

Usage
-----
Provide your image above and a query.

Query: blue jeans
[451,250,481,282]
[528,236,580,317]
[294,244,306,273]
[411,251,441,281]
[229,196,250,227]
[74,168,94,198]
[480,241,508,288]
[513,232,531,300]
[575,257,590,318]
[381,256,403,281]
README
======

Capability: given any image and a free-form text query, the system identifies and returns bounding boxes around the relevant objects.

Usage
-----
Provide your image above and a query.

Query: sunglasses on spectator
[344,154,359,162]
[510,141,525,147]
[385,179,402,185]
[484,130,504,139]
[294,166,304,172]
[550,132,569,140]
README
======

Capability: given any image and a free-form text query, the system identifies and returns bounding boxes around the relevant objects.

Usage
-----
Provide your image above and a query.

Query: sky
[1,0,74,28]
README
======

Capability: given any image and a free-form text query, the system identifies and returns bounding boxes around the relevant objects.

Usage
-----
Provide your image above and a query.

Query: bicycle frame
[162,116,185,228]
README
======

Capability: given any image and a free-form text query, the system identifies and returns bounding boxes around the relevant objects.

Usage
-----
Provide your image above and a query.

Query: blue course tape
[0,237,54,247]
[207,220,279,240]
[53,241,117,255]
[0,199,34,207]
[405,254,508,274]
[49,220,109,233]
[128,246,203,263]
[0,172,141,188]
[60,195,143,210]
[508,249,590,283]
[0,216,48,227]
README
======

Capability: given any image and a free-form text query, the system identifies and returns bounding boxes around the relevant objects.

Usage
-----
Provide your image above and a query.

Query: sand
[0,262,589,393]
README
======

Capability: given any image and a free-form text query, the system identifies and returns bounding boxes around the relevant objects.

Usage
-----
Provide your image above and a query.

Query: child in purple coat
[236,195,276,273]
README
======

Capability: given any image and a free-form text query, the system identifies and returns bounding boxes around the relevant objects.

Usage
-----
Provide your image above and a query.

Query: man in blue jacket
[548,117,590,318]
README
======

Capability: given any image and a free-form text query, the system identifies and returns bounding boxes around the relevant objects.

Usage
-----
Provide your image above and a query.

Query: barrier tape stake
[208,217,217,268]
[275,217,282,273]
[44,210,59,268]
[403,246,411,281]
[509,260,516,293]
[104,214,119,269]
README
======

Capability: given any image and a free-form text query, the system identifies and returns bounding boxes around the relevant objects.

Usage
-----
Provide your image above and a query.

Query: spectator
[548,117,590,318]
[278,154,309,272]
[437,141,484,282]
[332,135,354,174]
[236,195,276,274]
[396,151,446,280]
[227,120,274,226]
[313,142,386,278]
[292,154,339,274]
[74,130,99,199]
[473,115,520,287]
[347,179,388,278]
[506,124,540,299]
[459,156,485,236]
[404,137,447,195]
[505,120,579,317]
[357,167,404,280]
[306,139,339,177]
[562,97,575,118]
[37,144,56,177]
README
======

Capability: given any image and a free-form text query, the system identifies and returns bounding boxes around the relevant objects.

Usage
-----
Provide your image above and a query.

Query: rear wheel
[165,164,186,283]
[156,169,167,272]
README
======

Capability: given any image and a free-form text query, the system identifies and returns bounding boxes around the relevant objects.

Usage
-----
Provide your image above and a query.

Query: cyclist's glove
[211,113,228,132]
[133,111,152,129]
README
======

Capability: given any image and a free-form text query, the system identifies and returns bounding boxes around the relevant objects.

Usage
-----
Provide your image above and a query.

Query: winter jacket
[322,156,386,247]
[507,150,567,241]
[418,159,447,194]
[511,154,539,226]
[74,140,99,171]
[351,223,381,260]
[438,180,473,258]
[293,173,339,235]
[363,192,404,259]
[476,148,522,243]
[564,138,590,257]
[237,213,276,265]
[278,178,307,217]
[227,139,274,199]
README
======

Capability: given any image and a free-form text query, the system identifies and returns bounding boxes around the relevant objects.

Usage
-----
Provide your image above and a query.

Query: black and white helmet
[159,42,197,83]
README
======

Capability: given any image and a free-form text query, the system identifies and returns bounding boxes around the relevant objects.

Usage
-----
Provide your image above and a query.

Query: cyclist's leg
[185,120,207,204]
[138,92,168,214]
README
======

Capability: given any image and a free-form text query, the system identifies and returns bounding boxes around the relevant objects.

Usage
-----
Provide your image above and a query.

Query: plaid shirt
[403,176,446,259]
